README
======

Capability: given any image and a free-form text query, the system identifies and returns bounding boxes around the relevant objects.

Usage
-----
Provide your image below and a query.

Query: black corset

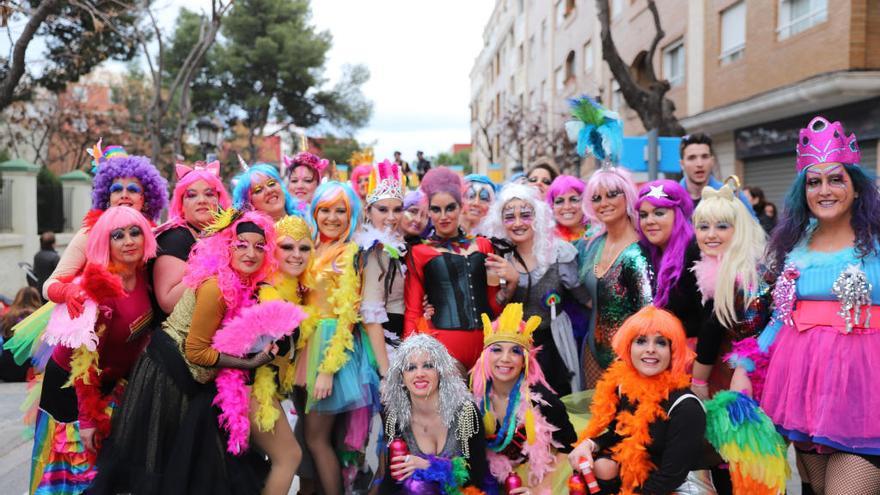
[423,251,493,330]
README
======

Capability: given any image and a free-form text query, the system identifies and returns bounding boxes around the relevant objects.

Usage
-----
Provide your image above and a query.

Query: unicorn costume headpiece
[365,159,406,205]
[283,151,329,177]
[796,116,860,171]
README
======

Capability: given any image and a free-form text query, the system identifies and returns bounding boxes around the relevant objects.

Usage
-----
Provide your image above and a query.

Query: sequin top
[578,235,653,386]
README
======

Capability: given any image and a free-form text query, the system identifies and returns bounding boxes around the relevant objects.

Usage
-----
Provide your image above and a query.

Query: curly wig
[611,305,694,376]
[87,206,157,266]
[481,183,558,275]
[635,180,694,308]
[420,167,464,205]
[167,165,232,228]
[183,210,278,314]
[380,334,472,429]
[232,163,298,216]
[91,155,169,222]
[308,181,361,242]
[583,166,639,239]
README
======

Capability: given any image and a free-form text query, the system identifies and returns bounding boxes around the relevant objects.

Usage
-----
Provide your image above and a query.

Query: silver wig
[479,182,560,279]
[380,334,472,430]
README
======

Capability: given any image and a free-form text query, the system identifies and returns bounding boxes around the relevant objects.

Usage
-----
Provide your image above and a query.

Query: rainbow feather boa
[211,300,306,454]
[704,390,789,494]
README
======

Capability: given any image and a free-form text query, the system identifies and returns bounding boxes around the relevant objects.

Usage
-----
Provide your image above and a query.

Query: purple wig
[87,206,157,266]
[403,189,426,210]
[767,164,880,273]
[183,210,278,315]
[583,167,639,238]
[91,155,169,222]
[166,163,232,228]
[420,167,464,205]
[635,180,694,308]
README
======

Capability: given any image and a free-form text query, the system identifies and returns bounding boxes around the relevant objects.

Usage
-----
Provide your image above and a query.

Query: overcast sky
[3,0,495,163]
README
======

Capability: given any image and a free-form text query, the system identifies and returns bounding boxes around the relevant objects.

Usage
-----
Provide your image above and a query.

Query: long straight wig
[308,181,360,243]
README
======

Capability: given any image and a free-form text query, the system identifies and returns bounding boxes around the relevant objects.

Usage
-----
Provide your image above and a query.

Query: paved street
[0,382,31,495]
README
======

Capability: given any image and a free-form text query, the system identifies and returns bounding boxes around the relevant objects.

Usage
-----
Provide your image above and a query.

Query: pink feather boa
[725,337,770,401]
[211,300,307,454]
[691,254,721,303]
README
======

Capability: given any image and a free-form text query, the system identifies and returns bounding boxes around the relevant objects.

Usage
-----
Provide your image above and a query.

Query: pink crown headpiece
[796,116,861,172]
[283,152,329,176]
[366,159,406,205]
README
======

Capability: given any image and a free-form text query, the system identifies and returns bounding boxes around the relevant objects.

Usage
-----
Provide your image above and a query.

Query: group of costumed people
[2,97,877,495]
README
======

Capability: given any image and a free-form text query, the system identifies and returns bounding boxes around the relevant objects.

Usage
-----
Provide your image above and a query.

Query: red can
[568,472,587,495]
[388,438,409,481]
[578,458,601,494]
[504,472,523,493]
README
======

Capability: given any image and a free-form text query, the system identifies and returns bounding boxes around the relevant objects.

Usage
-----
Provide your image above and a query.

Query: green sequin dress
[577,234,653,388]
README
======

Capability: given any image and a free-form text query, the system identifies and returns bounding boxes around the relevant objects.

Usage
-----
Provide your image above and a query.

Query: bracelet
[691,378,708,387]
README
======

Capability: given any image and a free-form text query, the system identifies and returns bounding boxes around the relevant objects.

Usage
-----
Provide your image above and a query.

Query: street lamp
[196,116,221,161]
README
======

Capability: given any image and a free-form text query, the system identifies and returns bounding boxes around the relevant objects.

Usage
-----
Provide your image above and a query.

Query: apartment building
[470,0,880,204]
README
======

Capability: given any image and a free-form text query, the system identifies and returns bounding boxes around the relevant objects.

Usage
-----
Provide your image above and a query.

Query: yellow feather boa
[579,361,691,495]
[252,365,280,432]
[64,345,100,388]
[311,242,361,375]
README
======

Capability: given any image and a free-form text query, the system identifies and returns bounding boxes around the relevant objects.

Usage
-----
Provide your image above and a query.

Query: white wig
[480,183,558,277]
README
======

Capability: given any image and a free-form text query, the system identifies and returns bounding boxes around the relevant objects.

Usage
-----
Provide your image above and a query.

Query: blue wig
[308,180,361,242]
[232,163,298,215]
[767,164,880,274]
[463,173,499,193]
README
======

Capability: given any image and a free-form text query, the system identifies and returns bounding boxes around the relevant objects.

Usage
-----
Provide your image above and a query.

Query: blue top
[758,242,880,351]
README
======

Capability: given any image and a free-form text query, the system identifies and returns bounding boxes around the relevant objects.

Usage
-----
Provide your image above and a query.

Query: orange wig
[611,306,695,376]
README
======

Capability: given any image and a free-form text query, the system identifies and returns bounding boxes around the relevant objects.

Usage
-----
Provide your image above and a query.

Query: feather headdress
[565,95,623,163]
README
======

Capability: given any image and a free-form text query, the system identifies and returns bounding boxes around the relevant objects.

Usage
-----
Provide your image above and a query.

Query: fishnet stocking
[798,451,880,495]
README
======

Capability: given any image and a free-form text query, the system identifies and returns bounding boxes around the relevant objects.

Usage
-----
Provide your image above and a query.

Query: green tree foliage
[191,0,372,159]
[319,134,362,165]
[36,166,63,233]
[0,0,142,110]
[435,149,472,174]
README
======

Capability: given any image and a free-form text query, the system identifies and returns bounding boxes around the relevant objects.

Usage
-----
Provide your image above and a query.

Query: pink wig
[420,167,464,205]
[350,165,372,192]
[167,162,232,227]
[583,166,639,239]
[183,210,278,314]
[87,206,157,266]
[546,175,585,208]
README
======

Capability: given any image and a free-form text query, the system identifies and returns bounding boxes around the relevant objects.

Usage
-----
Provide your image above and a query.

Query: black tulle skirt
[86,331,266,495]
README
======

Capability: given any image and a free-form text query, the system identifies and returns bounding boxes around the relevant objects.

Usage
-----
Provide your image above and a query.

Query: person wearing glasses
[525,161,559,199]
[32,206,157,494]
[578,166,653,389]
[678,133,754,214]
[42,146,168,315]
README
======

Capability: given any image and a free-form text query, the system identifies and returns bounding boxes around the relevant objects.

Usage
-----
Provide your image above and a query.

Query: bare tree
[595,0,684,136]
[0,0,61,110]
[475,115,496,165]
[137,0,231,173]
[497,103,581,174]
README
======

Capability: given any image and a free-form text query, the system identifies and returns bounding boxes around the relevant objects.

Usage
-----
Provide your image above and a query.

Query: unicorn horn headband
[86,137,128,173]
[237,154,250,172]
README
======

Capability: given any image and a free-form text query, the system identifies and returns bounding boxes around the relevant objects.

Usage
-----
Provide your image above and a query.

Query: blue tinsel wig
[232,163,298,215]
[91,155,169,222]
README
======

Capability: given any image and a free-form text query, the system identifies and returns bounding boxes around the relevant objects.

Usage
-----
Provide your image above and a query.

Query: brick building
[470,0,880,204]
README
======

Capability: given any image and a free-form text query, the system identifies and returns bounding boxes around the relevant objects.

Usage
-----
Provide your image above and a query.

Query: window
[564,51,576,82]
[611,86,623,114]
[528,89,535,107]
[566,0,576,16]
[540,79,547,102]
[518,43,524,65]
[529,35,536,60]
[583,41,593,74]
[518,0,524,13]
[555,68,565,91]
[71,86,88,102]
[556,1,567,25]
[541,19,547,46]
[778,0,827,39]
[612,0,623,18]
[720,1,746,64]
[663,39,685,87]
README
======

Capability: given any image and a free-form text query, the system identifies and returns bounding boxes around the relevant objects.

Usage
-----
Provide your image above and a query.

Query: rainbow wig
[635,180,694,308]
[420,167,464,205]
[767,164,880,273]
[232,163,297,215]
[350,165,372,193]
[167,162,232,228]
[584,166,639,239]
[308,181,361,242]
[91,155,169,222]
[183,210,277,314]
[86,206,157,266]
[546,175,585,211]
[611,305,694,376]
